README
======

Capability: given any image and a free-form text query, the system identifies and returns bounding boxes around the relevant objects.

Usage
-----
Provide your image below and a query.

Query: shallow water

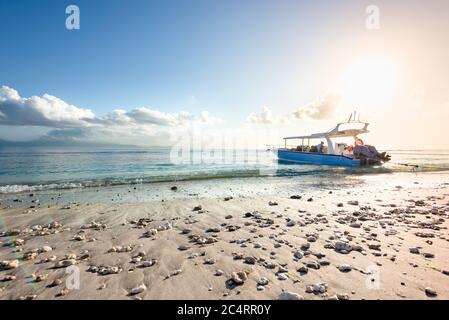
[1,147,449,196]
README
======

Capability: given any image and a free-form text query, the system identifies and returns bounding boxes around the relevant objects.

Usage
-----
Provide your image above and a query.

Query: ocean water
[1,147,449,196]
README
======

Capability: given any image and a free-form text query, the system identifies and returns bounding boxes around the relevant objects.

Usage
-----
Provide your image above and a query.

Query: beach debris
[170,186,178,191]
[279,291,304,300]
[348,200,359,206]
[0,260,19,270]
[193,205,203,211]
[224,196,233,201]
[268,201,278,206]
[290,195,302,199]
[129,284,146,295]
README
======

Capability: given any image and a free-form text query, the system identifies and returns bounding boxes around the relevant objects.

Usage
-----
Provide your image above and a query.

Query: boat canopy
[283,119,369,141]
[281,113,370,154]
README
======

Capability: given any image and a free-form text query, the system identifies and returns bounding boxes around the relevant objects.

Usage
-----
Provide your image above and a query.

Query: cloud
[246,106,288,124]
[293,94,340,120]
[0,86,95,127]
[0,85,221,146]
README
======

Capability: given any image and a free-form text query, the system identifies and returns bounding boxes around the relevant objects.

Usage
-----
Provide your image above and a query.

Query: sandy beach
[1,172,448,300]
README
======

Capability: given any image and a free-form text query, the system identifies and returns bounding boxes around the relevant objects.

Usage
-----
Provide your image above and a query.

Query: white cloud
[246,106,288,124]
[0,86,95,127]
[0,85,221,146]
[293,94,340,120]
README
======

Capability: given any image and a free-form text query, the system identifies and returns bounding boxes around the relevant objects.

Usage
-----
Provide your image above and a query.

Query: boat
[274,112,391,167]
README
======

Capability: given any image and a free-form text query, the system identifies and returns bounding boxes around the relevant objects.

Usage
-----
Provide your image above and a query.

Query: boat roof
[283,119,370,140]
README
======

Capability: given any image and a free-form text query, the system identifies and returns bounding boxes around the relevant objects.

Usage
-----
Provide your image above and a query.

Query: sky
[1,0,448,149]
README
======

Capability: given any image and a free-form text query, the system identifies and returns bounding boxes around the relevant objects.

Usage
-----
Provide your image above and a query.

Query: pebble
[138,260,157,268]
[294,251,304,260]
[215,269,224,276]
[204,258,216,265]
[178,245,190,251]
[338,264,352,272]
[54,259,76,268]
[257,277,269,286]
[230,271,248,285]
[425,287,437,297]
[244,256,256,265]
[47,279,62,287]
[129,284,146,295]
[306,261,320,270]
[276,272,288,280]
[0,275,16,281]
[0,260,19,270]
[334,241,352,253]
[409,247,420,254]
[279,291,304,300]
[286,220,296,227]
[33,274,49,282]
[297,266,308,274]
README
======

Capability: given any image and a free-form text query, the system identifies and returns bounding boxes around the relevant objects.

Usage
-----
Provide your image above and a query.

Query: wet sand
[0,174,449,300]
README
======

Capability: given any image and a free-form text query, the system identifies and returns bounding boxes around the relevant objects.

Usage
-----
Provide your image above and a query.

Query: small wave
[0,183,83,194]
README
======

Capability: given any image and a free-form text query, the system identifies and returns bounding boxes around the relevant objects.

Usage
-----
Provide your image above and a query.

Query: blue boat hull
[276,149,380,167]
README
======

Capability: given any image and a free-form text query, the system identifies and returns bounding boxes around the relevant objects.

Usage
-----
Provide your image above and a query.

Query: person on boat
[316,141,325,153]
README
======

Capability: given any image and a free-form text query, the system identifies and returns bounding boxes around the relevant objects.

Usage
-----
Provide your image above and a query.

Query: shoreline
[1,171,448,300]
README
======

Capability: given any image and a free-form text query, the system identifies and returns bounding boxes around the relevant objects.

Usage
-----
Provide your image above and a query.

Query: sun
[339,56,399,108]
